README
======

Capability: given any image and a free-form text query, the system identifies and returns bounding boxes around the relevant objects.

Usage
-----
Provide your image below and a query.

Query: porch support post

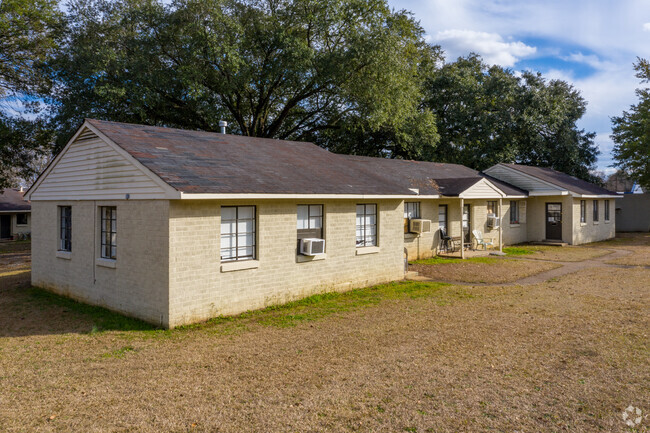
[498,198,503,252]
[460,198,465,259]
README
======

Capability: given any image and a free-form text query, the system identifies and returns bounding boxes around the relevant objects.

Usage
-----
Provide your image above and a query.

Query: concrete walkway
[407,247,647,287]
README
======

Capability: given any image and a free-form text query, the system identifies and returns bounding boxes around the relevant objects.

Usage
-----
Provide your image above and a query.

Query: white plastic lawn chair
[472,230,494,250]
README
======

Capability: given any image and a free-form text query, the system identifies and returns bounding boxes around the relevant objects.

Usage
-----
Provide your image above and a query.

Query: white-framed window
[297,204,323,239]
[580,200,586,223]
[605,200,610,221]
[509,201,519,224]
[16,213,28,225]
[221,206,256,262]
[404,202,420,233]
[438,205,447,233]
[100,206,116,259]
[59,206,71,252]
[593,200,599,222]
[356,204,377,247]
[487,201,498,217]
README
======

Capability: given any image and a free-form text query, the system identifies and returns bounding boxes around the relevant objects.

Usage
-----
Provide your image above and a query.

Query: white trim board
[179,193,438,200]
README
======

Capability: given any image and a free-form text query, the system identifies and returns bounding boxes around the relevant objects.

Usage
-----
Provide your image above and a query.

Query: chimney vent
[219,120,228,134]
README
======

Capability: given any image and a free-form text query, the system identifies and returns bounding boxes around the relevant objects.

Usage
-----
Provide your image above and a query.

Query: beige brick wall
[31,200,170,326]
[167,199,405,327]
[404,198,525,258]
[525,196,574,243]
[502,200,528,246]
[523,195,615,245]
[465,199,501,248]
[11,212,31,237]
[571,198,615,244]
[403,199,464,259]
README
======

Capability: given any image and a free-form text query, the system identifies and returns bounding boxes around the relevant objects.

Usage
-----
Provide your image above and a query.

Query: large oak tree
[51,0,440,158]
[0,0,62,189]
[425,54,599,181]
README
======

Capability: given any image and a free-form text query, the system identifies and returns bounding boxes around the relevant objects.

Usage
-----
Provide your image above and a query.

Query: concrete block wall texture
[31,200,170,326]
[525,196,573,243]
[403,199,528,259]
[403,199,464,259]
[464,199,500,248]
[167,199,405,327]
[615,195,650,232]
[501,200,528,246]
[572,198,615,245]
[11,212,31,236]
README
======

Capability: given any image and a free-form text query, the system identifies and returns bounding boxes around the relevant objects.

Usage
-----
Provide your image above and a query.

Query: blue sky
[389,0,650,174]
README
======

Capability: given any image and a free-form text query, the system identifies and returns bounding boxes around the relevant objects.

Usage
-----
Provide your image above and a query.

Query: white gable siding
[459,178,503,198]
[30,128,169,200]
[484,165,564,195]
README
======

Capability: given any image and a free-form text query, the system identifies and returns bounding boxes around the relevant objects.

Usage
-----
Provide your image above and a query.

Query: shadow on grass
[410,256,505,265]
[2,281,472,338]
[0,286,156,338]
[181,281,470,333]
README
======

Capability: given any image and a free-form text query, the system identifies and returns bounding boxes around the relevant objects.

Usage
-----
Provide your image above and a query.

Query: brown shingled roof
[87,119,416,196]
[0,189,30,212]
[499,163,616,196]
[85,119,527,198]
[342,155,527,197]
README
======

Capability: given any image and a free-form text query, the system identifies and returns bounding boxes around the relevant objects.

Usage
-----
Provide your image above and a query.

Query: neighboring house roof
[486,163,617,197]
[0,189,31,212]
[84,119,419,197]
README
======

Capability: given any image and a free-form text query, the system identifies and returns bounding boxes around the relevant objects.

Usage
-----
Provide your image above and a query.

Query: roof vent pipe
[219,120,228,134]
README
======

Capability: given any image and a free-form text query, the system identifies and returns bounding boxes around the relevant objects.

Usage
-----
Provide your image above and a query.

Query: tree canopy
[424,54,599,181]
[1,0,603,186]
[0,0,62,189]
[611,58,650,190]
[51,0,439,159]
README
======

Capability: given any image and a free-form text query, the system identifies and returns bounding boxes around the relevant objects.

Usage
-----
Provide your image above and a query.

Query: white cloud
[433,29,536,67]
[388,0,650,171]
[561,52,615,70]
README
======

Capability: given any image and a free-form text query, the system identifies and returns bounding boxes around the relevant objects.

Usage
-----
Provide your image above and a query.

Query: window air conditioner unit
[409,219,432,234]
[487,214,499,229]
[300,238,326,256]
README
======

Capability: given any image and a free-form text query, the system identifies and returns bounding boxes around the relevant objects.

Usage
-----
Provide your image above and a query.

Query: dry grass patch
[606,245,650,266]
[590,232,650,248]
[1,241,31,290]
[410,256,561,283]
[0,267,648,432]
[506,244,611,262]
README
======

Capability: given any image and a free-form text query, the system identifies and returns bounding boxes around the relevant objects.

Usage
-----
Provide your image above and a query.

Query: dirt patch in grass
[0,267,648,432]
[507,244,611,262]
[410,257,561,283]
[0,240,30,255]
[0,241,31,289]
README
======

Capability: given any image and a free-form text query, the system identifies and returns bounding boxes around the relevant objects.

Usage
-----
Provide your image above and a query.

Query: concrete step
[405,271,419,279]
[532,241,569,247]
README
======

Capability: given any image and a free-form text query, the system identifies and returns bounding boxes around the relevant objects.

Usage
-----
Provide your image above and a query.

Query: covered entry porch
[432,177,526,259]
